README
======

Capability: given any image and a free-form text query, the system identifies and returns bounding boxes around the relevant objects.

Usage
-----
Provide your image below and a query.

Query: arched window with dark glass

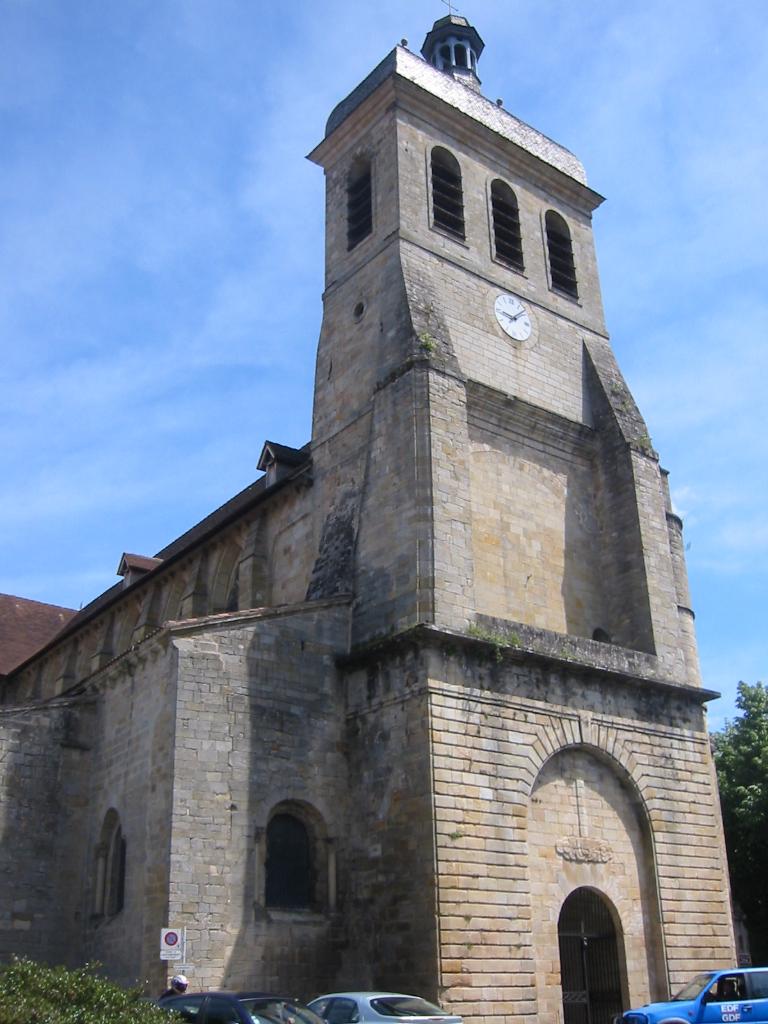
[265,813,312,908]
[94,809,126,917]
[347,158,372,251]
[107,822,126,915]
[491,180,524,271]
[430,147,465,239]
[545,210,578,298]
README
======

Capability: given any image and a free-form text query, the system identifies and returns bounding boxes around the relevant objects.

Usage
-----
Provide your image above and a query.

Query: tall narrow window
[491,180,524,271]
[94,809,126,917]
[265,813,312,908]
[106,822,126,915]
[430,147,465,239]
[545,210,578,298]
[347,158,372,250]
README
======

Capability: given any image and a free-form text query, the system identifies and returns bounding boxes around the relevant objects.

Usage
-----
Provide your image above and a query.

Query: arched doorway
[558,888,625,1024]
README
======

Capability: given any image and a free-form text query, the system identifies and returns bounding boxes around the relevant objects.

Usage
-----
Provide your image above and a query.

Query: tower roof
[319,46,590,189]
[421,15,485,91]
[421,15,485,62]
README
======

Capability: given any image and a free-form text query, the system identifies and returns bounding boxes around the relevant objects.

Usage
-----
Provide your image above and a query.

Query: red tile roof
[0,594,77,676]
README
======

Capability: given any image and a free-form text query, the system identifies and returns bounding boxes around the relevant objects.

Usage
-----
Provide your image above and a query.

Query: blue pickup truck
[617,969,768,1024]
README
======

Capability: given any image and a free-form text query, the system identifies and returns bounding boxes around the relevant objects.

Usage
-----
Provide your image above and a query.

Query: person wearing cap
[160,974,189,999]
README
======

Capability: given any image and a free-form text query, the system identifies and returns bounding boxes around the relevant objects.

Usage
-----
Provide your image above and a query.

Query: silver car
[307,993,463,1024]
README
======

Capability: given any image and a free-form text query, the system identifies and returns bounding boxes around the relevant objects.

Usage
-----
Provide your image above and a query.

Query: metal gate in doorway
[558,888,624,1024]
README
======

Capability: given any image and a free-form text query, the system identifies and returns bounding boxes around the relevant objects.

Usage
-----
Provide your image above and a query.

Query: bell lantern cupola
[421,15,484,90]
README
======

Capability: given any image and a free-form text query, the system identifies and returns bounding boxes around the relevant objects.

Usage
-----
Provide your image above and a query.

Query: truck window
[749,972,768,999]
[673,974,715,1001]
[707,975,745,1002]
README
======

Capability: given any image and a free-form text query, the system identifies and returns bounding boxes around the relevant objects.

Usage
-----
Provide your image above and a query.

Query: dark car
[157,991,326,1024]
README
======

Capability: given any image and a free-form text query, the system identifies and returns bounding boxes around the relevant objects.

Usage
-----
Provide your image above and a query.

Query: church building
[0,17,736,1024]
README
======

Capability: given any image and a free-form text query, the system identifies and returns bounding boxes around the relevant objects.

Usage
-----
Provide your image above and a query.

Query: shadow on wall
[220,609,350,997]
[0,705,92,968]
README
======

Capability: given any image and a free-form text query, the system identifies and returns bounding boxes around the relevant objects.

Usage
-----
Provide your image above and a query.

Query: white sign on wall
[160,927,185,961]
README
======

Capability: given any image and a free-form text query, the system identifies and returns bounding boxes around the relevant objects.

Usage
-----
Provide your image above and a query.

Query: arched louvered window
[491,180,524,271]
[545,210,578,298]
[430,147,465,239]
[347,158,372,250]
[265,813,312,908]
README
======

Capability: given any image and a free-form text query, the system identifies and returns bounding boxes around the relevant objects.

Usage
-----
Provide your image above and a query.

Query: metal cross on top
[441,0,460,16]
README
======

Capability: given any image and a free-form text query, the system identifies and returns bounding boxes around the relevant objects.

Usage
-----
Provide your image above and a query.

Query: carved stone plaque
[555,837,613,863]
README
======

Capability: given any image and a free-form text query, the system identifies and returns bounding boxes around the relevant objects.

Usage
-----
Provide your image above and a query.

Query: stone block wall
[422,639,735,1024]
[394,105,607,351]
[344,642,439,999]
[80,639,178,990]
[311,224,431,644]
[166,600,350,997]
[398,241,594,429]
[0,640,177,986]
[320,96,401,296]
[468,388,609,640]
[427,370,475,634]
[349,363,429,643]
[0,704,88,966]
[528,747,664,1021]
[626,448,691,681]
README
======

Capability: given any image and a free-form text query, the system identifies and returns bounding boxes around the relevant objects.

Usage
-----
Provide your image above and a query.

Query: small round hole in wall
[353,301,366,322]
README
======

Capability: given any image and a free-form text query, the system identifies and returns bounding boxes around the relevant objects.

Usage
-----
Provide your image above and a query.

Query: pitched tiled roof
[0,594,77,676]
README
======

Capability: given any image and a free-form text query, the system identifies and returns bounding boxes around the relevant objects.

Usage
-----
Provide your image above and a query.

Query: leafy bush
[713,681,768,964]
[0,958,171,1024]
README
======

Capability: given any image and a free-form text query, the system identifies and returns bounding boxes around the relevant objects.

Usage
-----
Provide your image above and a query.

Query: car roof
[237,994,305,999]
[162,992,304,1000]
[311,994,435,1001]
[708,969,768,975]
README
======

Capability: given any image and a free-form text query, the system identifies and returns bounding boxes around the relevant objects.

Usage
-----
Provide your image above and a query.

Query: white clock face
[494,293,532,341]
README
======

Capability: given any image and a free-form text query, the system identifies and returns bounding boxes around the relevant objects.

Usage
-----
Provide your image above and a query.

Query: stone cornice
[166,595,352,638]
[338,621,719,704]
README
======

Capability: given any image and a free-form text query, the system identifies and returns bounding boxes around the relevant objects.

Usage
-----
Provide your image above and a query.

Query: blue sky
[1,0,765,729]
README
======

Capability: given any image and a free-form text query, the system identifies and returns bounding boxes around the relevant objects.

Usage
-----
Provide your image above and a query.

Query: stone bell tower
[308,16,700,678]
[307,15,735,1024]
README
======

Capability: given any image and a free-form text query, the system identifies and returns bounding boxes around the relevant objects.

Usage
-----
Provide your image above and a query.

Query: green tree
[0,958,175,1024]
[713,681,768,965]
